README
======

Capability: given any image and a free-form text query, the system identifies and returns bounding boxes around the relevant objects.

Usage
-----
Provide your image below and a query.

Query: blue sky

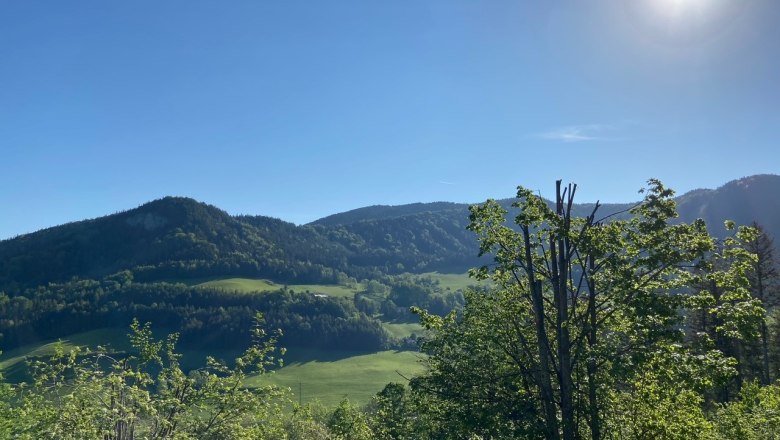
[1,0,778,239]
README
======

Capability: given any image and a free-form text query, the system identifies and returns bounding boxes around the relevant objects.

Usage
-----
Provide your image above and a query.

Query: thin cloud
[538,124,615,143]
[438,181,457,185]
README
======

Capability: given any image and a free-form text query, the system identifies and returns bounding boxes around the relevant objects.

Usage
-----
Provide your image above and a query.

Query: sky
[1,0,778,239]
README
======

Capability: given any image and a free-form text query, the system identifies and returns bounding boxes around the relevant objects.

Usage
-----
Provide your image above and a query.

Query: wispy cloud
[438,180,456,185]
[538,124,616,143]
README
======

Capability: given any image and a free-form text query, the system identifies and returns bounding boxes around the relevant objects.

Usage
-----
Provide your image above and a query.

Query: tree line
[0,271,468,360]
[0,274,389,355]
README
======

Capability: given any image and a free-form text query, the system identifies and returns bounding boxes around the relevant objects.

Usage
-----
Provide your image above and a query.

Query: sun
[652,0,711,21]
[624,0,742,43]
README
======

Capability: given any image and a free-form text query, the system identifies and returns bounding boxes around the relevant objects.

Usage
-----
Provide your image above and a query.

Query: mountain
[675,174,780,237]
[0,197,344,291]
[312,202,466,227]
[1,175,779,293]
[0,175,778,356]
[310,175,780,240]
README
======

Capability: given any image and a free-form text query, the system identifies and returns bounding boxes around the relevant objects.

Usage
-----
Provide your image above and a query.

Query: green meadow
[0,328,131,382]
[417,271,484,291]
[248,348,427,407]
[167,273,476,299]
[0,328,243,382]
[381,322,424,339]
[194,277,361,298]
[2,329,427,408]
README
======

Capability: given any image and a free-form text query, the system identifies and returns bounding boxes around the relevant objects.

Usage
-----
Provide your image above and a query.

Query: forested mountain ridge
[0,198,487,292]
[0,175,778,293]
[675,174,780,237]
[311,202,466,226]
[0,197,338,291]
[310,174,780,239]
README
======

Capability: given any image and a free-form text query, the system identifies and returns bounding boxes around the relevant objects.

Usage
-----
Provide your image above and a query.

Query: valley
[2,175,780,437]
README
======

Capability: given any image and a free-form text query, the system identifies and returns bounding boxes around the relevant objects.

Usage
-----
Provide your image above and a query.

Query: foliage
[0,315,289,439]
[365,383,410,439]
[603,343,727,439]
[411,290,545,438]
[5,178,780,439]
[744,222,779,384]
[279,403,333,440]
[409,179,765,439]
[0,276,389,354]
[712,381,780,439]
[327,399,374,440]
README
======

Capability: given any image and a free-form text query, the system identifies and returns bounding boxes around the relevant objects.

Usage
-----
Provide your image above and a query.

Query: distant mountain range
[1,175,778,292]
[313,174,780,237]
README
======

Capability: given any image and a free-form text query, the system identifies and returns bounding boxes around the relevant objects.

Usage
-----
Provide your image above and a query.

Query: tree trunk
[587,257,600,440]
[553,181,575,440]
[761,319,771,384]
[757,269,771,385]
[523,225,560,440]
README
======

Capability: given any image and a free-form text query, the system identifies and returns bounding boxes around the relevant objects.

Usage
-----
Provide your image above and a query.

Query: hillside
[1,175,779,294]
[0,202,485,294]
[0,197,360,292]
[2,174,780,411]
[675,174,780,238]
[0,197,271,289]
[310,175,780,240]
[311,202,466,227]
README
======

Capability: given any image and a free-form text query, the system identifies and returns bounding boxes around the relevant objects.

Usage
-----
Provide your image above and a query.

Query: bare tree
[746,222,778,384]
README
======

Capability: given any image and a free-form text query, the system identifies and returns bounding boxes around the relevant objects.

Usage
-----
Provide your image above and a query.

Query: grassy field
[194,278,361,298]
[0,328,132,382]
[1,274,449,407]
[417,271,483,291]
[0,327,245,382]
[195,277,277,292]
[2,329,427,408]
[165,273,476,297]
[248,348,427,407]
[381,322,424,339]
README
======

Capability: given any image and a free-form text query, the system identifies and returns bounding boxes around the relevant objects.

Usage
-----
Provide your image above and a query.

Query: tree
[745,222,779,384]
[327,399,374,440]
[280,403,332,440]
[684,225,766,400]
[712,381,780,439]
[0,314,289,439]
[413,179,762,439]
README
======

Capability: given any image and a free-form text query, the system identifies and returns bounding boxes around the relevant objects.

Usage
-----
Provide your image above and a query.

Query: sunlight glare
[653,0,711,21]
[625,0,742,44]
